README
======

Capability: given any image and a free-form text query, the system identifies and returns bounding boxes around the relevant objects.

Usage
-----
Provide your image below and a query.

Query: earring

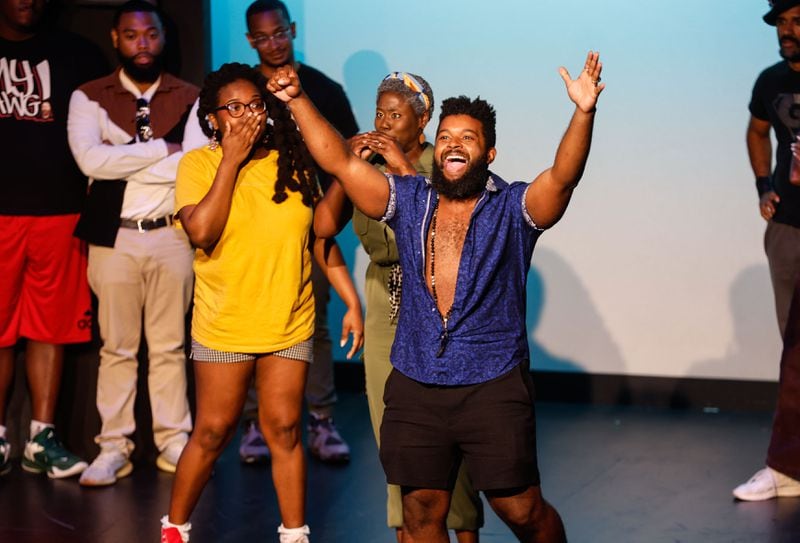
[419,133,426,145]
[205,116,218,150]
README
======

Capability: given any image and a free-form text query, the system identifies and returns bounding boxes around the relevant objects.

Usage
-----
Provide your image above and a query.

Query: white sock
[278,524,310,542]
[161,516,191,542]
[0,425,7,439]
[30,419,54,437]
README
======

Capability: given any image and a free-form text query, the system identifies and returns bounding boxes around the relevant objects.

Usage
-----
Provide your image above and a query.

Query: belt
[119,215,173,233]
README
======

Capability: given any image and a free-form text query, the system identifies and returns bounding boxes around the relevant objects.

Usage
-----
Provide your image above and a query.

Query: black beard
[780,36,800,62]
[118,51,163,84]
[781,48,800,62]
[431,158,490,200]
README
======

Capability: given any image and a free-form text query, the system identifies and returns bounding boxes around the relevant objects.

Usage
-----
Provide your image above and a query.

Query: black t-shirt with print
[750,60,800,228]
[0,30,107,215]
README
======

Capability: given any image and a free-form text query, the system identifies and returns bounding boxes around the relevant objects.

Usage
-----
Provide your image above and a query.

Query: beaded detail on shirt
[521,183,545,231]
[380,173,397,222]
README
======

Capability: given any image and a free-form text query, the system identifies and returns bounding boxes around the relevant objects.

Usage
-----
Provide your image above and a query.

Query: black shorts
[379,363,540,492]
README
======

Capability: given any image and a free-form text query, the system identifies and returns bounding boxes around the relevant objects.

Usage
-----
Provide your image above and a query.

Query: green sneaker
[0,437,10,475]
[22,427,87,479]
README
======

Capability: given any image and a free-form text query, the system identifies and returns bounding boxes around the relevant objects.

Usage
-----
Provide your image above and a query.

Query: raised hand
[266,65,303,103]
[559,51,605,113]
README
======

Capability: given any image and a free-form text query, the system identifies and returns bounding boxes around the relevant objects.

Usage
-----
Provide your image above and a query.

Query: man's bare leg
[486,485,566,543]
[401,488,451,543]
[0,347,14,423]
[397,524,479,541]
[25,340,63,423]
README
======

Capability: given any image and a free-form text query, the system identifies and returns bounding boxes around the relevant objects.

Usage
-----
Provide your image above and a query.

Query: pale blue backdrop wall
[207,0,782,381]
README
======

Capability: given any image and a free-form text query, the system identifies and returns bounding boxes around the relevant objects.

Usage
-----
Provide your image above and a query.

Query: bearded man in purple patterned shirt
[268,51,605,543]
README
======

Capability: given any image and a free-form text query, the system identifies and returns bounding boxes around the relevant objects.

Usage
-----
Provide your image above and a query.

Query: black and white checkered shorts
[190,337,314,364]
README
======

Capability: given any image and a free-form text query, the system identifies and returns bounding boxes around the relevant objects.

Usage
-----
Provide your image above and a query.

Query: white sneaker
[156,441,186,473]
[733,467,800,501]
[79,449,133,487]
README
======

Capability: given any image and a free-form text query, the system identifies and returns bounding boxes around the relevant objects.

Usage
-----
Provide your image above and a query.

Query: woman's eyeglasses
[214,99,267,118]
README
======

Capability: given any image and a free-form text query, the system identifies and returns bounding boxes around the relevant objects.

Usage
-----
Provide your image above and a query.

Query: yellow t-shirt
[175,146,315,352]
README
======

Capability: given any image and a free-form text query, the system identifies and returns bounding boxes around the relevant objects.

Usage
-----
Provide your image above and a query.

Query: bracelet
[756,176,773,197]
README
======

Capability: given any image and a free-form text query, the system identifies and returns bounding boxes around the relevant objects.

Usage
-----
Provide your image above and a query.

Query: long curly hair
[197,62,317,207]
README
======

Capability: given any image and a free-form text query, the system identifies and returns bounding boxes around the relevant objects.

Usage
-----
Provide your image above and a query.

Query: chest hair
[426,203,474,315]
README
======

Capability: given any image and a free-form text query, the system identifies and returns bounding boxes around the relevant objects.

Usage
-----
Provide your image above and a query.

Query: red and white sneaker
[160,516,190,542]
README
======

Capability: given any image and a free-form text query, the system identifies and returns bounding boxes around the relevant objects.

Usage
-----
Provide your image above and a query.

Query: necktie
[136,97,153,142]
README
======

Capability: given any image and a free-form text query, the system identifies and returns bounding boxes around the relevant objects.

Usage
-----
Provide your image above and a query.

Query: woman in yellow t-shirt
[161,63,348,543]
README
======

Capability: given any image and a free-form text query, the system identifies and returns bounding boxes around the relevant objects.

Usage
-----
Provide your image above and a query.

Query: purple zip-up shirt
[382,172,543,386]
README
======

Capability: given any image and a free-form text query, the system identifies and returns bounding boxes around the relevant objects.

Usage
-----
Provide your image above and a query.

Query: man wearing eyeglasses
[66,0,198,487]
[233,0,360,465]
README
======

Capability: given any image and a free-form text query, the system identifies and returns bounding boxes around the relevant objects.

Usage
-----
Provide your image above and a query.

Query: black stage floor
[0,391,798,543]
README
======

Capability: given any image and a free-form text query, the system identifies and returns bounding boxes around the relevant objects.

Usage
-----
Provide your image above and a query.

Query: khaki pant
[88,226,193,454]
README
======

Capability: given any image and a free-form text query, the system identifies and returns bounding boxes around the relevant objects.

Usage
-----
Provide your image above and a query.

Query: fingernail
[340,339,346,347]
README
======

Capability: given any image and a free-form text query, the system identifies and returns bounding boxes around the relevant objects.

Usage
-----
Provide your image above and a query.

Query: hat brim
[764,1,800,26]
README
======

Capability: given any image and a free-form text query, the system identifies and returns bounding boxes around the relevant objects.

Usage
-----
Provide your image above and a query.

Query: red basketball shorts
[0,215,92,347]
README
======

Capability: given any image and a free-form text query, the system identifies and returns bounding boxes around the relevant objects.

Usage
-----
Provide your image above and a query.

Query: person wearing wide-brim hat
[732,0,800,502]
[763,0,800,25]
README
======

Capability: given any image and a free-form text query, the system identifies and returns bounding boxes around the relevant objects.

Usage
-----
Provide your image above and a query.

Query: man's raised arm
[267,66,390,220]
[525,51,605,229]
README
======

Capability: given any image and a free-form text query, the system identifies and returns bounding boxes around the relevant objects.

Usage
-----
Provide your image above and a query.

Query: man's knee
[487,486,548,528]
[402,487,450,532]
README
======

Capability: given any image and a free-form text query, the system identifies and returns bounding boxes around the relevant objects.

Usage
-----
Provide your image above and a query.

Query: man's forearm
[68,90,171,180]
[747,131,772,178]
[550,108,595,189]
